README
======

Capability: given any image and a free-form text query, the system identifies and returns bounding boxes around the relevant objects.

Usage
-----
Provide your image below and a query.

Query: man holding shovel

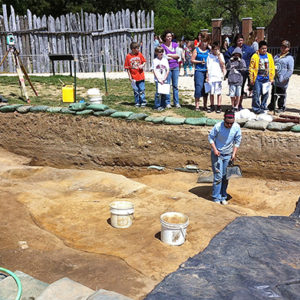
[208,109,242,205]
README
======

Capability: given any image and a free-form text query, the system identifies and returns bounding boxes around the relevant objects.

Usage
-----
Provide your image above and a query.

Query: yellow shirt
[249,52,275,83]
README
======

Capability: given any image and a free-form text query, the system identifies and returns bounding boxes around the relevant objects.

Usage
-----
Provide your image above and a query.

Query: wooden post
[242,17,252,44]
[211,18,222,46]
[256,27,265,42]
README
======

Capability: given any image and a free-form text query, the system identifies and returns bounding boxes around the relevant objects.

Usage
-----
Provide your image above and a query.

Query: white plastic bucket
[160,212,189,246]
[110,201,134,228]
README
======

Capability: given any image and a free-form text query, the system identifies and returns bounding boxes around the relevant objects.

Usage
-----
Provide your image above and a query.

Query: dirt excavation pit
[0,115,299,299]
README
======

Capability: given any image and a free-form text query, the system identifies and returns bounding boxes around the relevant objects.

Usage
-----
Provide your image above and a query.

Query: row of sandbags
[0,103,300,132]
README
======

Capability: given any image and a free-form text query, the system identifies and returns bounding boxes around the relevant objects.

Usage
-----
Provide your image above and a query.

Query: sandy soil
[0,143,299,299]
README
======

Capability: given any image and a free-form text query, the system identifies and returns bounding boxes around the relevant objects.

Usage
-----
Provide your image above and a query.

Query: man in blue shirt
[208,109,242,205]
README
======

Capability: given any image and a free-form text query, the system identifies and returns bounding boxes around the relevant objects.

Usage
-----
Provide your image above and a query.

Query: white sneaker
[221,200,228,205]
[166,104,172,109]
[175,104,181,108]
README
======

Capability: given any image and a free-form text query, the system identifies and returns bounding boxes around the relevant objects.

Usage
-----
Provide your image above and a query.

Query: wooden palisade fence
[0,5,154,73]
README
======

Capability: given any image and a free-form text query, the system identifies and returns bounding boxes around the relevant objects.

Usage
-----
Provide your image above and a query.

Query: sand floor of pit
[0,147,299,299]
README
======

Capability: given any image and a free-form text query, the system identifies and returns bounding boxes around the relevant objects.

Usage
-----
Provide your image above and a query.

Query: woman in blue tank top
[191,38,210,111]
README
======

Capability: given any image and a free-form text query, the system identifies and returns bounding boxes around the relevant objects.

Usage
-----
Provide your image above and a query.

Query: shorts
[229,85,242,97]
[210,81,222,95]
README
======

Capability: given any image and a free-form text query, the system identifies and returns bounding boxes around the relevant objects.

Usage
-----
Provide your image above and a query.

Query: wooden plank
[33,15,41,73]
[131,11,137,43]
[137,10,141,50]
[141,11,146,59]
[76,12,84,72]
[3,4,13,72]
[84,12,92,72]
[42,15,49,72]
[89,13,95,72]
[118,11,125,70]
[110,12,118,71]
[80,9,87,72]
[22,16,31,73]
[71,13,80,72]
[108,13,114,71]
[60,14,69,73]
[122,9,127,68]
[150,10,155,70]
[97,13,103,72]
[66,13,73,73]
[68,13,77,74]
[55,17,63,72]
[0,16,5,72]
[146,12,151,71]
[27,9,36,73]
[103,13,110,72]
[48,15,57,73]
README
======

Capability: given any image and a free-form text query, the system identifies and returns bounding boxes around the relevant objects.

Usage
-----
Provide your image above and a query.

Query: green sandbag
[94,109,116,116]
[267,122,295,131]
[236,118,248,127]
[145,116,154,122]
[185,117,207,126]
[0,104,23,112]
[163,117,186,125]
[127,113,148,120]
[87,103,109,111]
[16,105,32,113]
[111,111,133,119]
[206,118,222,126]
[46,107,62,113]
[244,120,269,131]
[291,125,300,132]
[29,105,49,112]
[68,103,87,111]
[60,108,76,114]
[76,109,93,115]
[151,116,166,124]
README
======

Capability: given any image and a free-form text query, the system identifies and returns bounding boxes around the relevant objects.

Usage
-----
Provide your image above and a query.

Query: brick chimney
[211,18,222,45]
[242,18,253,44]
[256,27,265,42]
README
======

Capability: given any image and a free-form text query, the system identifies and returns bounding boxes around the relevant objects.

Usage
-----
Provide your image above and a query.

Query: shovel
[226,160,242,180]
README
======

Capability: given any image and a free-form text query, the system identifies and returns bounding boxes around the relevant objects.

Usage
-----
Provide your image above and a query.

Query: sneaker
[175,104,181,108]
[278,108,286,113]
[216,106,222,113]
[221,200,228,205]
[157,107,164,111]
[202,106,207,111]
[135,104,140,107]
[214,200,221,204]
[166,104,172,109]
[207,106,212,113]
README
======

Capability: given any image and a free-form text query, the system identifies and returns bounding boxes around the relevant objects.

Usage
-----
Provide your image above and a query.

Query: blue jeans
[211,152,231,202]
[154,81,167,108]
[132,80,146,106]
[194,70,207,98]
[166,68,179,106]
[252,80,269,113]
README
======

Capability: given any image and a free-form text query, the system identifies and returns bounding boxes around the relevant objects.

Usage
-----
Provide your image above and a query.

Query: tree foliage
[0,0,276,40]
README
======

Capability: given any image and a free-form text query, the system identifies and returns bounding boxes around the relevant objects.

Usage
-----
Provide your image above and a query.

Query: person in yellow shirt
[249,41,275,114]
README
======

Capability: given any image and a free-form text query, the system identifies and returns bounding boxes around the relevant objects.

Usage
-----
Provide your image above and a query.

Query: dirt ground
[0,135,299,299]
[0,73,299,299]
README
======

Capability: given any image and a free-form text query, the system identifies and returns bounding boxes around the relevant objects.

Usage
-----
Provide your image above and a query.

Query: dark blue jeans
[252,80,269,113]
[165,68,179,106]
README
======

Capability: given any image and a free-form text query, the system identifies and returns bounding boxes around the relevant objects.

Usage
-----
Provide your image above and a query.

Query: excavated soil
[0,113,299,299]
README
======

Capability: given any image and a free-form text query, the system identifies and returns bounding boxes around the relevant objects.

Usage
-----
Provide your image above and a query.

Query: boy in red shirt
[124,42,147,107]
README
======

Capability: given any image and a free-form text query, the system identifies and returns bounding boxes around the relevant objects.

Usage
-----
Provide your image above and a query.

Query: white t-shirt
[152,57,170,82]
[207,53,225,82]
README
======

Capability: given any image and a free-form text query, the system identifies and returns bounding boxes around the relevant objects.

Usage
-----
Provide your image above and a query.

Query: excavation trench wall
[0,113,299,181]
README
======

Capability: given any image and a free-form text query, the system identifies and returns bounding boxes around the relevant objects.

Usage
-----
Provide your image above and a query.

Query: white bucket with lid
[110,201,134,228]
[87,88,102,104]
[160,212,189,246]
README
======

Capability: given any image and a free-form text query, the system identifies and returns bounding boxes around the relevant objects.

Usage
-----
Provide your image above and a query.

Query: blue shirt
[257,54,269,82]
[208,121,242,155]
[195,48,209,71]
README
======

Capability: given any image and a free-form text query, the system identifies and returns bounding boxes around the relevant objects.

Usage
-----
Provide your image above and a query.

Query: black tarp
[146,200,300,300]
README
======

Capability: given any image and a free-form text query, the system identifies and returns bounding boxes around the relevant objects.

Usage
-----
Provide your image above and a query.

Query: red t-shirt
[124,52,146,81]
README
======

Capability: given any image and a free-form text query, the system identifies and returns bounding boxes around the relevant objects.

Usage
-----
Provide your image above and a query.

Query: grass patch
[0,75,204,117]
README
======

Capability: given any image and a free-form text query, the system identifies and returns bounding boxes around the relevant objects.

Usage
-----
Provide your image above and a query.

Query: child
[184,41,193,76]
[206,42,226,113]
[152,46,170,110]
[124,42,147,107]
[226,47,246,111]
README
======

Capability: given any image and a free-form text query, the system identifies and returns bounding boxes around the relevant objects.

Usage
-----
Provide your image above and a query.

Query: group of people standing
[125,31,294,115]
